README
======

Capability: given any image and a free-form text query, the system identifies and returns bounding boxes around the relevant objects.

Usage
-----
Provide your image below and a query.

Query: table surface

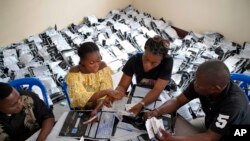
[26,88,200,141]
[26,111,200,141]
[26,111,148,141]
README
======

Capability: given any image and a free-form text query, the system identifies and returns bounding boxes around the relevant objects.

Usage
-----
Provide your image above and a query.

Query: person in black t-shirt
[0,82,55,141]
[145,60,250,141]
[105,35,173,115]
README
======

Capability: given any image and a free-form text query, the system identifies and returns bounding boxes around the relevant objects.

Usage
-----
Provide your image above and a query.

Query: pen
[83,115,97,124]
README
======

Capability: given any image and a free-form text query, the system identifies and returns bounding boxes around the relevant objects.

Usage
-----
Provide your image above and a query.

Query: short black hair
[0,82,13,100]
[77,42,100,59]
[196,60,230,87]
[144,35,170,57]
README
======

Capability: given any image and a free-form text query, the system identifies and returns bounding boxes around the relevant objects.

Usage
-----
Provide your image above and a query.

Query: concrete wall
[0,0,132,47]
[1,0,249,47]
[132,0,250,45]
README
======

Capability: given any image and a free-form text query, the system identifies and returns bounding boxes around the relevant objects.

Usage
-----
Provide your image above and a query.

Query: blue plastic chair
[231,73,250,101]
[9,77,50,107]
[62,81,73,110]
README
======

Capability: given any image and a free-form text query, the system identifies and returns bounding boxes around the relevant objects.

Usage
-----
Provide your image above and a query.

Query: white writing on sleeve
[215,114,230,128]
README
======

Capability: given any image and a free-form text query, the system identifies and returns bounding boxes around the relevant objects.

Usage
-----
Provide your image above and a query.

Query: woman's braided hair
[144,35,170,57]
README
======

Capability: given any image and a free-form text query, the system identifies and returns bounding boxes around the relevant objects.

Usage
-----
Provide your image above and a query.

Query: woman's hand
[106,89,124,100]
[83,109,98,124]
[128,103,143,115]
[103,96,114,107]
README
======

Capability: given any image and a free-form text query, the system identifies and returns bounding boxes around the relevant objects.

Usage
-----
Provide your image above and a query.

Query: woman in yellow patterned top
[65,42,123,109]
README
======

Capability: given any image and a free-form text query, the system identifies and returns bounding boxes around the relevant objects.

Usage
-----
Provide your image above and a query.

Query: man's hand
[128,103,143,115]
[156,128,173,141]
[144,109,160,119]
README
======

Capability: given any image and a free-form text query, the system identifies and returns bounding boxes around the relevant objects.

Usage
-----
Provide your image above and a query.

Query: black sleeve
[209,102,244,135]
[158,57,173,80]
[122,55,136,77]
[29,92,54,126]
[183,81,198,100]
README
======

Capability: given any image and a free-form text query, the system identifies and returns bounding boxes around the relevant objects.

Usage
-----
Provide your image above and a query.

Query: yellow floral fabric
[65,66,113,108]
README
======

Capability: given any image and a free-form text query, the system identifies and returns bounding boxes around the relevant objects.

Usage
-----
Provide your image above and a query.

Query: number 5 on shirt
[216,114,229,128]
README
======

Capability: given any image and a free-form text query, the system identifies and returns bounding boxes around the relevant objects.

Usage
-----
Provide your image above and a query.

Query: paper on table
[146,117,165,140]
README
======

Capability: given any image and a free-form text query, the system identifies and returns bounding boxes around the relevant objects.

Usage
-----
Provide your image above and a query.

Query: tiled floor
[52,71,123,121]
